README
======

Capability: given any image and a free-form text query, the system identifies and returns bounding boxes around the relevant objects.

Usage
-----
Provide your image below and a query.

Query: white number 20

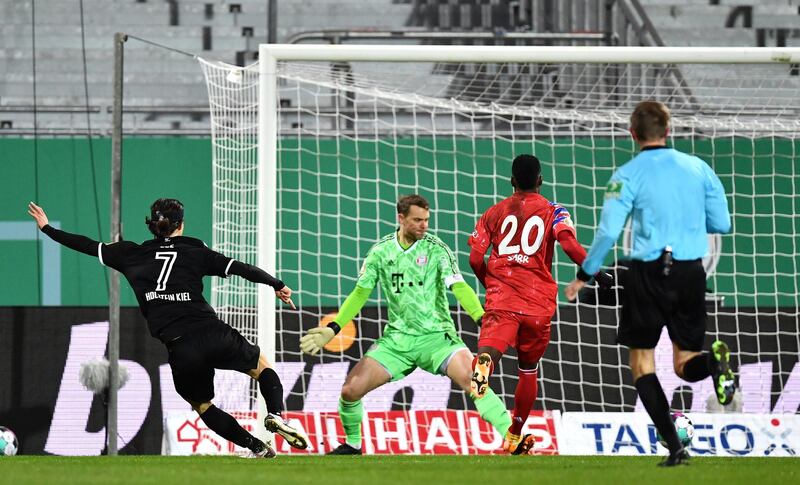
[498,215,545,256]
[155,252,177,291]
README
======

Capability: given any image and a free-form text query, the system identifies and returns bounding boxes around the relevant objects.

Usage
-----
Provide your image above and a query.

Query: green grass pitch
[2,455,797,485]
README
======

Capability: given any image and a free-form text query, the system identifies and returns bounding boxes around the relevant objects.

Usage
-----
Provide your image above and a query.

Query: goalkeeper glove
[299,326,336,355]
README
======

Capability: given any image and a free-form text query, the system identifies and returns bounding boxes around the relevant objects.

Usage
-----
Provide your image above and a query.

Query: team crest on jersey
[416,255,428,266]
[471,230,478,238]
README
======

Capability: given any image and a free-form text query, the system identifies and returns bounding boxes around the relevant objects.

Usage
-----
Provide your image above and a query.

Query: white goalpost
[200,45,800,453]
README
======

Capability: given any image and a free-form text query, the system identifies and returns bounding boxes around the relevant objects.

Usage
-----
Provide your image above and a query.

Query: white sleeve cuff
[444,273,465,288]
[97,243,106,266]
[224,259,235,276]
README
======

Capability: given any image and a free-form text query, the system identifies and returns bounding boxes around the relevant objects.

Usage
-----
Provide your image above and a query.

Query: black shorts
[166,320,260,403]
[618,257,706,351]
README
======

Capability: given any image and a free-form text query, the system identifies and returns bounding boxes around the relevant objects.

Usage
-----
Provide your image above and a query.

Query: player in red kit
[468,154,613,454]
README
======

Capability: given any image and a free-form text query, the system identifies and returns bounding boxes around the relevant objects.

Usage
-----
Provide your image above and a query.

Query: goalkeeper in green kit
[300,194,516,454]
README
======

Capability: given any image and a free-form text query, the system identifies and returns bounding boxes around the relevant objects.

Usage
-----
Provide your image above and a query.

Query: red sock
[510,368,538,436]
[471,353,495,376]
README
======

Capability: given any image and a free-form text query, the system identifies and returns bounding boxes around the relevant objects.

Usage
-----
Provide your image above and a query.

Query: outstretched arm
[28,202,99,257]
[451,281,484,325]
[556,229,588,266]
[558,229,615,301]
[227,261,283,288]
[565,171,633,301]
[580,176,634,276]
[329,285,372,332]
[299,285,372,355]
[226,261,295,309]
[468,247,487,288]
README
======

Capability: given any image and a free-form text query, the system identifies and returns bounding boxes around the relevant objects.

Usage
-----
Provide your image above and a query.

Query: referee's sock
[681,352,712,382]
[258,367,284,416]
[635,373,682,453]
[200,404,263,452]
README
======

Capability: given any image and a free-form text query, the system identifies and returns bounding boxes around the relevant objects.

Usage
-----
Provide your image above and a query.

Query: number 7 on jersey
[155,251,177,291]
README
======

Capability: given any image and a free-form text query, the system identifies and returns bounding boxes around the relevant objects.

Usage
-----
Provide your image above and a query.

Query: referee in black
[29,198,308,458]
[565,101,736,466]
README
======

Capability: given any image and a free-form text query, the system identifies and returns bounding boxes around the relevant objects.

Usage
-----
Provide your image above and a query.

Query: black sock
[681,353,712,382]
[258,367,284,416]
[200,405,263,452]
[634,373,682,452]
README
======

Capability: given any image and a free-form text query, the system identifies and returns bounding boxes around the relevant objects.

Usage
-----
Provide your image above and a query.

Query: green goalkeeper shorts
[365,329,468,381]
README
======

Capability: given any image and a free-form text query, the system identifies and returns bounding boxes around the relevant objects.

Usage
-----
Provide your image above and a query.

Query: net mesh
[199,59,261,410]
[201,55,800,420]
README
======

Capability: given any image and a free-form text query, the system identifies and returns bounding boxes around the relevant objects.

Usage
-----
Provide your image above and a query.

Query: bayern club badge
[416,255,428,266]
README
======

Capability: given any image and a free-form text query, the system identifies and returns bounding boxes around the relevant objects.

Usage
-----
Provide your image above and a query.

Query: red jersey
[468,192,576,316]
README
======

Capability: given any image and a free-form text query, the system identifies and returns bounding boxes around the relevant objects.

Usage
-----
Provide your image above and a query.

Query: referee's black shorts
[166,320,260,403]
[618,257,707,351]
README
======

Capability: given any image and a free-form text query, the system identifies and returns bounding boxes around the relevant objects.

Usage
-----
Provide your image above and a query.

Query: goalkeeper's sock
[681,352,712,382]
[258,368,284,416]
[509,367,538,436]
[635,373,682,452]
[338,398,363,449]
[199,404,262,452]
[472,387,512,436]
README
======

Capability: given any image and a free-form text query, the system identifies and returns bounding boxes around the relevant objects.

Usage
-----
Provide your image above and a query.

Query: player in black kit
[28,198,307,458]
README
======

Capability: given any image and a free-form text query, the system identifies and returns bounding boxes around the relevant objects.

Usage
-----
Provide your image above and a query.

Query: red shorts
[478,310,552,363]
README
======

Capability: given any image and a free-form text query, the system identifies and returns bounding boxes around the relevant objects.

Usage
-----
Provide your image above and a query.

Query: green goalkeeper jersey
[356,231,464,336]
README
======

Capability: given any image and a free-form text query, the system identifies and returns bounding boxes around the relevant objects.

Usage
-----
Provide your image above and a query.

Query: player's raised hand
[299,326,335,355]
[27,202,49,229]
[564,279,585,302]
[276,285,296,309]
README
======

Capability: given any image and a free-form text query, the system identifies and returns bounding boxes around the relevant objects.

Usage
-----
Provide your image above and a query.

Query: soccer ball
[657,412,694,449]
[0,427,18,456]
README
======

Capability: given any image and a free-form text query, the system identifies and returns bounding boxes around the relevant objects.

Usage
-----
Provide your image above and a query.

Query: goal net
[200,46,800,452]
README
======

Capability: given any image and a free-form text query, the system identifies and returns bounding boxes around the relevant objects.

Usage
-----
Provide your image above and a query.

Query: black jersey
[99,236,233,342]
